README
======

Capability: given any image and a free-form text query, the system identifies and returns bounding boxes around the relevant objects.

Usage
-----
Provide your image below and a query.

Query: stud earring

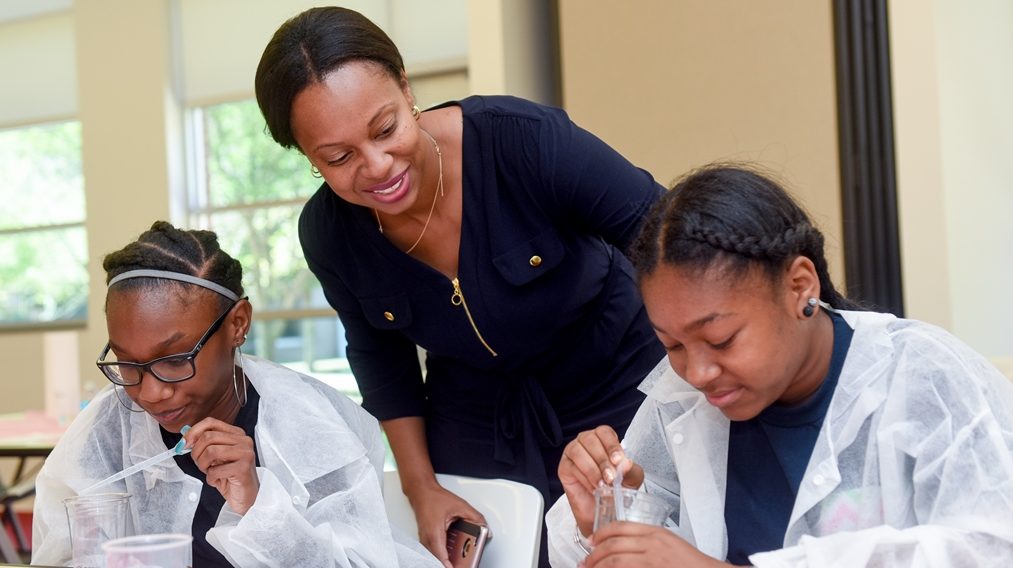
[802,297,819,317]
[411,105,421,120]
[310,164,322,178]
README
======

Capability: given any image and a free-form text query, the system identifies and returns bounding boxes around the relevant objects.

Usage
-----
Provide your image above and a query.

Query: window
[0,120,86,327]
[184,99,359,399]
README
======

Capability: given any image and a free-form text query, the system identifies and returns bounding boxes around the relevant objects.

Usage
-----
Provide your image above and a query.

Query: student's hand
[406,481,488,568]
[185,417,259,515]
[581,522,732,568]
[558,425,644,538]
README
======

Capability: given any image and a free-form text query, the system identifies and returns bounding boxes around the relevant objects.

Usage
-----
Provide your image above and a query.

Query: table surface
[0,411,65,457]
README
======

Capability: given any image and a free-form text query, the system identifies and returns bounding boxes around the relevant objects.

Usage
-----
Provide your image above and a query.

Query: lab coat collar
[643,363,730,558]
[665,394,730,559]
[785,310,896,540]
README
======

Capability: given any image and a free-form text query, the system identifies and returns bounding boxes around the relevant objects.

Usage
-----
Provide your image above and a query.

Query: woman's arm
[384,417,487,568]
[534,104,665,249]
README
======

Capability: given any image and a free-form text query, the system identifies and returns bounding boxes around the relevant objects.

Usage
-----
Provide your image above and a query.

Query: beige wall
[888,0,952,330]
[0,333,46,414]
[558,0,845,284]
[891,0,1013,359]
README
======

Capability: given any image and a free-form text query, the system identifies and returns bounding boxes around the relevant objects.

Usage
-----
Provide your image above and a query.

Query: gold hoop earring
[310,165,322,178]
[411,105,421,120]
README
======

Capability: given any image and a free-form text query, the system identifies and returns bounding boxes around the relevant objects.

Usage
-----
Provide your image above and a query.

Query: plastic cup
[593,486,674,532]
[63,492,132,568]
[103,533,193,568]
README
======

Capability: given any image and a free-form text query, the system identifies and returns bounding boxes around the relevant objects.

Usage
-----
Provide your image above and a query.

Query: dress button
[383,311,395,322]
[672,433,684,445]
[188,492,197,502]
[292,495,301,505]
[529,255,542,267]
[812,474,825,486]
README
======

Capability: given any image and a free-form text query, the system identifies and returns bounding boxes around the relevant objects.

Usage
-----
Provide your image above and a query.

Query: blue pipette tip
[175,425,192,455]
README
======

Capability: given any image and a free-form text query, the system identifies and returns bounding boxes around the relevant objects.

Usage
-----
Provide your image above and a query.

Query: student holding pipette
[547,165,1013,567]
[32,221,442,567]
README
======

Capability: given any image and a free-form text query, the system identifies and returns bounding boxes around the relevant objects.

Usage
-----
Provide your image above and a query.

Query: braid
[630,164,859,311]
[103,221,244,308]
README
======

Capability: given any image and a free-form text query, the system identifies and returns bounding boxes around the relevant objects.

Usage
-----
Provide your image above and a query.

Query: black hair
[254,6,406,150]
[102,221,243,311]
[629,164,859,310]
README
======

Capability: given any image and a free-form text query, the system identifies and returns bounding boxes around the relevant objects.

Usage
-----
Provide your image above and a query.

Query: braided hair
[629,164,859,310]
[102,221,244,310]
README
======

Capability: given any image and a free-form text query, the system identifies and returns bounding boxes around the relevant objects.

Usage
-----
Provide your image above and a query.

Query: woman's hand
[558,425,644,537]
[582,522,730,568]
[406,480,488,568]
[185,417,259,515]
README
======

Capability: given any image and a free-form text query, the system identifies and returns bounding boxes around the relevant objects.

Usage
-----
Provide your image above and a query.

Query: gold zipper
[450,277,498,357]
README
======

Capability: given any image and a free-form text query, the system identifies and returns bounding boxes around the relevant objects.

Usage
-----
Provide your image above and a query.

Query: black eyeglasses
[96,300,240,386]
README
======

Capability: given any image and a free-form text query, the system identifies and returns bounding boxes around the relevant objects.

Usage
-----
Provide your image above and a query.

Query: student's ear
[784,256,821,318]
[229,299,253,347]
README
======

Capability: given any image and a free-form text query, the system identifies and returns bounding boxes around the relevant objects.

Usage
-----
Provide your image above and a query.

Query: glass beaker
[593,485,674,532]
[63,492,132,568]
[103,533,193,568]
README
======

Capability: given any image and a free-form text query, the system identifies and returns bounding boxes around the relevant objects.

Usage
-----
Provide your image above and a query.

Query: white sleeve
[30,461,76,567]
[545,494,590,567]
[750,522,1013,568]
[207,465,441,567]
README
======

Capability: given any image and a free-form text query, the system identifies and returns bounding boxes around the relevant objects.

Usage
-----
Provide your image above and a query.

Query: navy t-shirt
[724,311,854,565]
[160,382,261,568]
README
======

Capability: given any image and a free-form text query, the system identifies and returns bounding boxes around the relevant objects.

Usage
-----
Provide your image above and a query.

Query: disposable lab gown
[32,355,441,567]
[547,310,1013,567]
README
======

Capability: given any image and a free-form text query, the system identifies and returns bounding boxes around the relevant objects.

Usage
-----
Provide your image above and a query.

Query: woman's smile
[364,167,412,204]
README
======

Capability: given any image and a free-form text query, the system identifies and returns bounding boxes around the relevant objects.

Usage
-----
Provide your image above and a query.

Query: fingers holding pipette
[560,426,642,491]
[559,426,644,537]
[185,417,259,515]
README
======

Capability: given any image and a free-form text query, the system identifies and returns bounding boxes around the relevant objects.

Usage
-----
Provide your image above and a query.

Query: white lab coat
[32,355,441,568]
[547,310,1013,567]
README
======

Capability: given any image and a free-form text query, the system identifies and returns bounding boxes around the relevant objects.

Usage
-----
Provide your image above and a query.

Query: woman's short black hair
[254,6,405,150]
[103,221,243,311]
[629,164,858,310]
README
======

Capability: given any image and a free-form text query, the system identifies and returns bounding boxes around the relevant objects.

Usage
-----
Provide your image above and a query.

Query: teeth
[374,177,403,195]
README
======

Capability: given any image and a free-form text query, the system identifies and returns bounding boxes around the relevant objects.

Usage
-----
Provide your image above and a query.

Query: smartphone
[446,519,490,568]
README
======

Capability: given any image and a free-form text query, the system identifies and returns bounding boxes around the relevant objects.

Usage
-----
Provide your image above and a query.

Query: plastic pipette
[81,425,191,494]
[613,443,627,521]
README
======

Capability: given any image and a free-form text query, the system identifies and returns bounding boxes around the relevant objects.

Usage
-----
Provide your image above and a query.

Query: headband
[107,269,240,302]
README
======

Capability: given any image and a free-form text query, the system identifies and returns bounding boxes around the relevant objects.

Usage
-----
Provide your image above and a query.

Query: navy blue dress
[299,95,665,515]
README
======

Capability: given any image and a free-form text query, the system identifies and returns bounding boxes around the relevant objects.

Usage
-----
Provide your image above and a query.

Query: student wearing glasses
[32,221,441,567]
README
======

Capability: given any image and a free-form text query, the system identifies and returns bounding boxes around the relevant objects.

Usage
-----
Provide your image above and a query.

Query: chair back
[383,471,544,568]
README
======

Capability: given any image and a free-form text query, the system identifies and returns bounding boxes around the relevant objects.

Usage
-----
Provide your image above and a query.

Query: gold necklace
[373,129,444,254]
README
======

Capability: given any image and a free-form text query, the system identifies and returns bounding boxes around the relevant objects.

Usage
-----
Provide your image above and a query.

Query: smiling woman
[254,9,667,566]
[30,221,442,567]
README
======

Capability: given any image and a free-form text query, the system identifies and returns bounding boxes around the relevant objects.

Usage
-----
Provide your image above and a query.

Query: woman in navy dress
[255,7,665,566]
